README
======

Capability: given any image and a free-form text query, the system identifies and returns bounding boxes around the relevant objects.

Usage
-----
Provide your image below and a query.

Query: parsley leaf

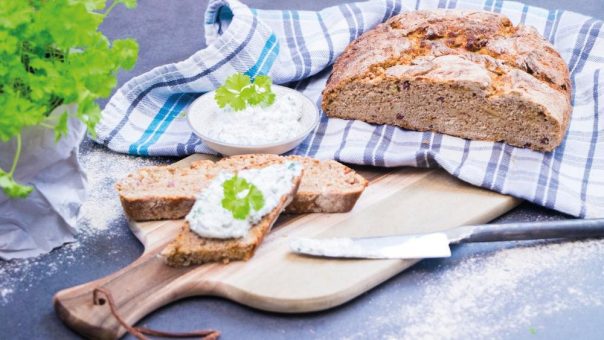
[214,73,276,111]
[0,0,139,198]
[0,170,32,198]
[221,175,265,220]
[115,0,137,9]
[54,111,69,142]
[252,75,276,107]
[215,73,250,111]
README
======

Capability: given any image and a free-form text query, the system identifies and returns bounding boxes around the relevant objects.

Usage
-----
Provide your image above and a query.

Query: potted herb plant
[0,0,138,259]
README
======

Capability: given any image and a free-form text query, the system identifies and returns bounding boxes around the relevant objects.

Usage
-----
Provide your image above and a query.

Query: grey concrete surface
[1,1,603,339]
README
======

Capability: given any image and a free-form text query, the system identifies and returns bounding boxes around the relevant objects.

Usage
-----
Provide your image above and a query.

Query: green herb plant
[214,73,276,111]
[221,175,265,220]
[0,0,139,198]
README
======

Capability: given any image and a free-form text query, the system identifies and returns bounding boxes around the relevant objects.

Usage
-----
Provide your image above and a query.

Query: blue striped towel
[95,0,604,218]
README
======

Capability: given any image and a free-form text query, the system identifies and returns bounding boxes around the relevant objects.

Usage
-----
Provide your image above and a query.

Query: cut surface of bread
[285,156,368,213]
[161,163,302,267]
[115,160,217,221]
[117,155,367,221]
[322,10,572,152]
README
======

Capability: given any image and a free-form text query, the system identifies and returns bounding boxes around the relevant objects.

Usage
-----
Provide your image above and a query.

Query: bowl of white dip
[187,85,320,156]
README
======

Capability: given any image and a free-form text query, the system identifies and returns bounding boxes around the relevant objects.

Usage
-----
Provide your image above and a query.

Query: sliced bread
[115,160,217,221]
[117,155,367,221]
[285,156,368,213]
[161,162,302,266]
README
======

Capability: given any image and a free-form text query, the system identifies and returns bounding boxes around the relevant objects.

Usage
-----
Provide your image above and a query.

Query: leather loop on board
[93,288,220,339]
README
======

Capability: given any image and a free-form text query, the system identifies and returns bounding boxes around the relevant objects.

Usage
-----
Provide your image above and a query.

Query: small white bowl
[187,85,320,156]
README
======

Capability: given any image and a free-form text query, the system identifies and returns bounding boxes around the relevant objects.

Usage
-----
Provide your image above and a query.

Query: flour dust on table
[0,139,169,305]
[345,239,604,339]
[77,145,165,234]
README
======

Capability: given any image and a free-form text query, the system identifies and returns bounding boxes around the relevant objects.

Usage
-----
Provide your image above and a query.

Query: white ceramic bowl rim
[187,85,320,149]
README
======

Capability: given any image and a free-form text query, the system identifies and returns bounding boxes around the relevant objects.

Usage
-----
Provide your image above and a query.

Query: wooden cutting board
[54,154,520,339]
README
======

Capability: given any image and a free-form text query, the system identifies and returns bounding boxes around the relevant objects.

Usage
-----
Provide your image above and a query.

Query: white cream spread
[203,90,305,145]
[186,162,302,239]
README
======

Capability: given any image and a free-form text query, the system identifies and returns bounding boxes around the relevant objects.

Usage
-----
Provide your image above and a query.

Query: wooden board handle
[53,248,208,339]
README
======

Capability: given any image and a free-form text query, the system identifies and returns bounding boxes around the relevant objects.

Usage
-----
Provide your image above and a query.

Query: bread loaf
[322,10,572,152]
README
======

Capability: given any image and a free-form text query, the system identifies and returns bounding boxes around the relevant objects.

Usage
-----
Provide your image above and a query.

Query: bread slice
[216,155,368,213]
[115,160,217,221]
[161,163,302,266]
[322,10,571,152]
[117,155,367,221]
[284,156,368,213]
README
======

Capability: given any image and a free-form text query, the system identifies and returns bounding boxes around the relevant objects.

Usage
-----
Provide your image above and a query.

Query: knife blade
[289,218,604,260]
[289,233,451,259]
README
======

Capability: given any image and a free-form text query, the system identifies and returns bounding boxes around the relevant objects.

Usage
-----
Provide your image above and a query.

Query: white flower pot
[0,104,87,260]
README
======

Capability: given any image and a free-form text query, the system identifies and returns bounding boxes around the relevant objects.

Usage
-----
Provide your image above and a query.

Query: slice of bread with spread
[116,155,367,221]
[322,10,572,152]
[161,161,303,266]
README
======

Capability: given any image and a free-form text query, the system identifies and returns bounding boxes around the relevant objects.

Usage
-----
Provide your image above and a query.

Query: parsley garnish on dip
[186,162,302,239]
[204,73,305,145]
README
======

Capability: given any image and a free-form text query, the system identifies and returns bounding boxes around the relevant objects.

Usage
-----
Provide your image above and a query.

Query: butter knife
[289,218,604,259]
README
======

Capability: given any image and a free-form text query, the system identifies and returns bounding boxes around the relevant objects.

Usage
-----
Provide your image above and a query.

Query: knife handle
[449,218,604,244]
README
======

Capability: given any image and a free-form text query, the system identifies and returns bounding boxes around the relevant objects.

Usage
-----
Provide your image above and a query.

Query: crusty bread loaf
[161,164,302,266]
[117,155,367,221]
[322,10,572,152]
[115,160,217,221]
[216,154,368,213]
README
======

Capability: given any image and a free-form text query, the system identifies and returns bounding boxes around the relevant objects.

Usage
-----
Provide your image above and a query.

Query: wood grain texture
[54,154,520,339]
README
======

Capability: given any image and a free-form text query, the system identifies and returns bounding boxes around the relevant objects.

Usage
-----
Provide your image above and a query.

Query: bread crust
[118,195,195,221]
[284,190,364,214]
[322,10,572,152]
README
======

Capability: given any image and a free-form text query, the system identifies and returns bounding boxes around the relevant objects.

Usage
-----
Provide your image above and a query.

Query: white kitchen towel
[95,0,604,218]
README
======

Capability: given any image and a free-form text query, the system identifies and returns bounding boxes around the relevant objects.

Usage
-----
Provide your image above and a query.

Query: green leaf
[0,2,33,29]
[214,73,251,110]
[263,91,276,106]
[112,39,138,70]
[54,111,69,142]
[0,0,138,199]
[253,75,272,90]
[116,0,137,9]
[241,85,262,105]
[248,185,265,211]
[214,73,276,111]
[221,175,265,220]
[74,0,107,11]
[0,32,19,54]
[0,170,33,198]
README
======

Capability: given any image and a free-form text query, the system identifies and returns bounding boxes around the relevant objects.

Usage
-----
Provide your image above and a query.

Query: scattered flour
[77,146,161,234]
[0,288,13,304]
[345,239,604,340]
[0,142,168,305]
[0,242,82,306]
[1,142,603,338]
